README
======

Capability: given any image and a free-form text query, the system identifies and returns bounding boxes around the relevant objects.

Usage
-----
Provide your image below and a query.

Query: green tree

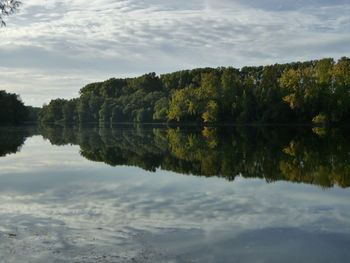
[153,97,169,121]
[99,99,113,123]
[77,96,91,123]
[38,99,66,123]
[202,100,219,122]
[280,67,317,121]
[331,58,350,121]
[220,68,241,118]
[168,85,199,121]
[63,99,78,123]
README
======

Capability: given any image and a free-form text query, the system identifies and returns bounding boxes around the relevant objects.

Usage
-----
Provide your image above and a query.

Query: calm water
[0,125,349,263]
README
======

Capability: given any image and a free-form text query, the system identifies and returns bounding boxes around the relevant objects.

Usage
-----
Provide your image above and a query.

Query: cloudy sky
[1,0,350,106]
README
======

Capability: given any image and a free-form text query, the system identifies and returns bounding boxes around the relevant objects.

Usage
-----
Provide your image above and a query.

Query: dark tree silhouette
[0,0,21,26]
[0,90,28,123]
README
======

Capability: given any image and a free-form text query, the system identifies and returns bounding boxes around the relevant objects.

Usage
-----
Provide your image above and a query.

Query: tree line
[38,57,350,124]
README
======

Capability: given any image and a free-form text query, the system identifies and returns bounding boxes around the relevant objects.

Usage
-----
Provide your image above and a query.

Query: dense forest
[0,90,28,123]
[39,124,350,188]
[39,57,350,124]
[0,90,40,123]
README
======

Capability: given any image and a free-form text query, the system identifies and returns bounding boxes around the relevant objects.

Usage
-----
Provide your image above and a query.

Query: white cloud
[0,0,349,106]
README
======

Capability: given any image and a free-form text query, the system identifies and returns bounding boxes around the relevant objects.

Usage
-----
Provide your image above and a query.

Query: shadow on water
[32,123,350,189]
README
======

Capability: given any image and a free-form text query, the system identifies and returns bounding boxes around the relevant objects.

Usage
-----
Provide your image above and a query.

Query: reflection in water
[38,124,350,188]
[0,125,350,262]
[0,126,38,157]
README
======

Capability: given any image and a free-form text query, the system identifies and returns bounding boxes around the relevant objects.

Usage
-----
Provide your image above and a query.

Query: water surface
[0,125,349,262]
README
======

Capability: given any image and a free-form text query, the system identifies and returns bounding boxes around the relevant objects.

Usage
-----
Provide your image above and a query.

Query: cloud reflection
[0,136,349,262]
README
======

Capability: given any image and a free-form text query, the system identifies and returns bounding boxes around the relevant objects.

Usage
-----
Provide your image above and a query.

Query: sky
[0,0,349,106]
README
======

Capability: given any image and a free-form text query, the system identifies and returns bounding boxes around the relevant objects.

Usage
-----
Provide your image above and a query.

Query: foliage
[312,113,328,124]
[38,57,350,125]
[0,90,28,123]
[26,106,41,122]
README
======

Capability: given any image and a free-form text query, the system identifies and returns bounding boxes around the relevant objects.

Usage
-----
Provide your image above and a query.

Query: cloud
[229,0,350,11]
[0,0,349,106]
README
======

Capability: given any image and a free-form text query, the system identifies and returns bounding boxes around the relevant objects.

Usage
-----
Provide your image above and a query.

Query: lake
[0,124,349,262]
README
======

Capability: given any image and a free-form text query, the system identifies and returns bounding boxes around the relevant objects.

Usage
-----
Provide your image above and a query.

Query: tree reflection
[0,126,38,157]
[39,124,350,188]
